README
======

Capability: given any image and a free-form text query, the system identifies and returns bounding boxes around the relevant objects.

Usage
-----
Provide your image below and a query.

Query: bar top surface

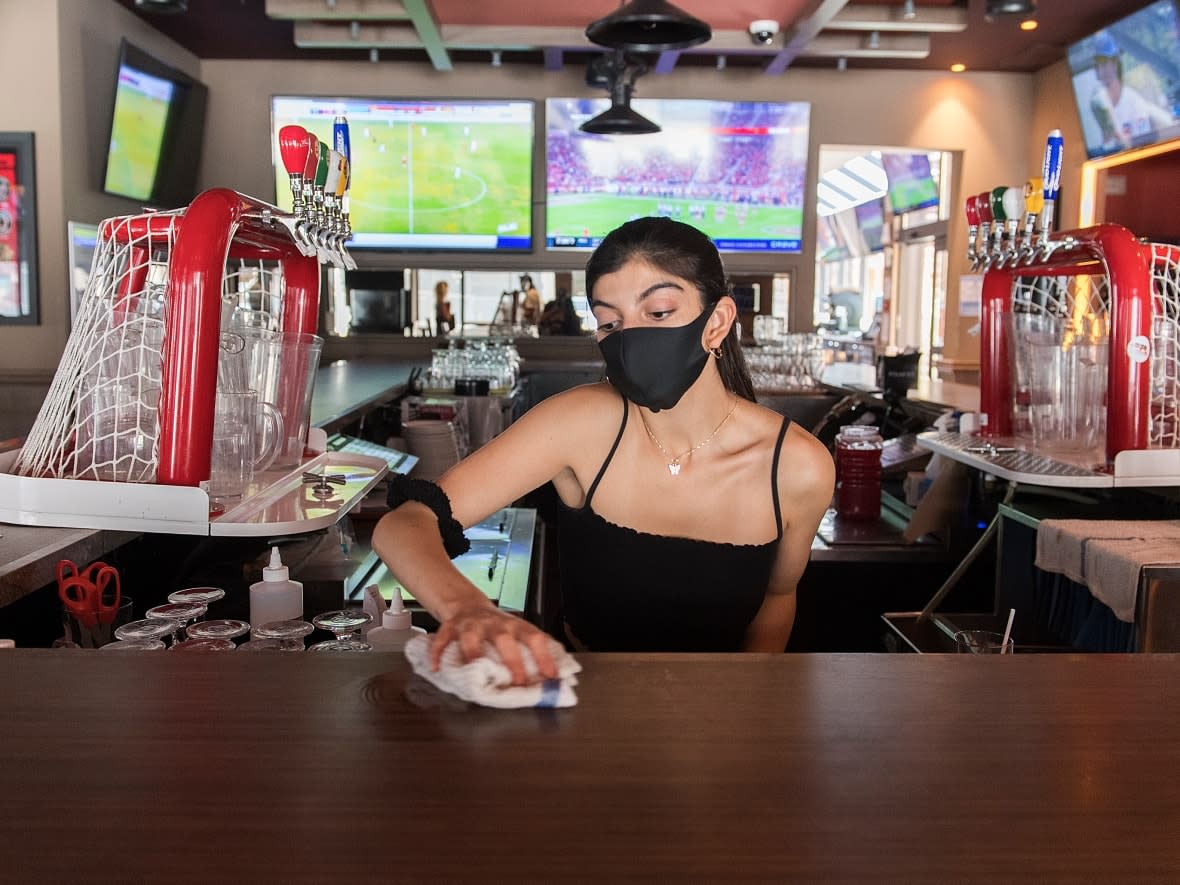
[1,651,1177,882]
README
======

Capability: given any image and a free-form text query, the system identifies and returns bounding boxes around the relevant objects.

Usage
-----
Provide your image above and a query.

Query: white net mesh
[15,213,182,481]
[1149,244,1180,449]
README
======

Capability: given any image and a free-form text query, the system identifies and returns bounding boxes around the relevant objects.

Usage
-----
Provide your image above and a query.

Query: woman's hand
[431,602,559,686]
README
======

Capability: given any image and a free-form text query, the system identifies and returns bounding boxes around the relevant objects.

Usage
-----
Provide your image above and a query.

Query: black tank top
[556,396,791,652]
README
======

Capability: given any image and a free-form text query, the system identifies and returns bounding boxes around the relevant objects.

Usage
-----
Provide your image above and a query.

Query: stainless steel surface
[918,431,1112,487]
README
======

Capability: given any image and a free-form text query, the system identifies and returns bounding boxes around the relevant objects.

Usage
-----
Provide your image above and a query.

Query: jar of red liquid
[835,425,883,521]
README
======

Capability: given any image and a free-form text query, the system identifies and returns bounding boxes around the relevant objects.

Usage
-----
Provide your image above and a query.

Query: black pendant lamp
[580,52,661,135]
[586,0,711,52]
[580,97,661,135]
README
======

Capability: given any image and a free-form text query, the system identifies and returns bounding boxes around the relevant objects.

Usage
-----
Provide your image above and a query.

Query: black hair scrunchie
[386,475,471,559]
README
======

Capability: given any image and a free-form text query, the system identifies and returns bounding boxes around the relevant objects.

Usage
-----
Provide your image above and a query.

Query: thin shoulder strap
[770,416,791,540]
[584,393,629,508]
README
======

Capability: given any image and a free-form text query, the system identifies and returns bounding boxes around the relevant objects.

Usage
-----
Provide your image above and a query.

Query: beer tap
[322,149,344,265]
[988,186,1009,265]
[1000,186,1023,268]
[333,116,353,243]
[1016,177,1043,266]
[299,132,321,255]
[277,125,315,257]
[1035,129,1064,263]
[965,194,981,267]
[976,191,995,271]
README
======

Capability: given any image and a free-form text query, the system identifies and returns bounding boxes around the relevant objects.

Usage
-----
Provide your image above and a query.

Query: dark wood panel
[2,652,1179,882]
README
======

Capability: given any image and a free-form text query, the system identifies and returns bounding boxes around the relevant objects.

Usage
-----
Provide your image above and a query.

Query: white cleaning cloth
[403,633,581,709]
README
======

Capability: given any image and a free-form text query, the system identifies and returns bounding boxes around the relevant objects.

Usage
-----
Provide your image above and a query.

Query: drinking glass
[237,638,288,652]
[168,587,226,608]
[309,610,373,652]
[115,617,180,645]
[209,390,283,500]
[254,619,314,651]
[145,602,208,642]
[954,630,1014,654]
[101,638,166,651]
[186,619,251,643]
[169,638,237,652]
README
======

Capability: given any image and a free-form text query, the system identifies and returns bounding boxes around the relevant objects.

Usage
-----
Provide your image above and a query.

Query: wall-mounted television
[854,198,888,253]
[270,97,534,251]
[1066,0,1180,160]
[880,152,939,215]
[546,98,810,253]
[102,40,208,207]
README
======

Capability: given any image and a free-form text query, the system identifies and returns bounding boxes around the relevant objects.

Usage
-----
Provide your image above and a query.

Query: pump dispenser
[249,546,304,628]
[365,588,426,652]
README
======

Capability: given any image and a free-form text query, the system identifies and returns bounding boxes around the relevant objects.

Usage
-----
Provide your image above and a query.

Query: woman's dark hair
[585,217,756,402]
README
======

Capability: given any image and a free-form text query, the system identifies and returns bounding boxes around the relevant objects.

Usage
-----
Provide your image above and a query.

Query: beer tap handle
[1037,130,1063,261]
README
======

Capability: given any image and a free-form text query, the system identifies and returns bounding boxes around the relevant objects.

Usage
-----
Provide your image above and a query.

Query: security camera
[749,19,779,46]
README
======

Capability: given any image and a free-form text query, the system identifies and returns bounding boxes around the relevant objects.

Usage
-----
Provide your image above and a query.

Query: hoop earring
[710,346,723,360]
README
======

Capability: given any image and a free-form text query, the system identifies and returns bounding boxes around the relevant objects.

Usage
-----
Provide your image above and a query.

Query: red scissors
[57,559,121,630]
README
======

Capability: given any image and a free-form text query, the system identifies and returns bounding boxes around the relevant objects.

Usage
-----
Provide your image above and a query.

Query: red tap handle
[976,191,994,223]
[965,195,980,226]
[302,133,320,182]
[278,125,309,175]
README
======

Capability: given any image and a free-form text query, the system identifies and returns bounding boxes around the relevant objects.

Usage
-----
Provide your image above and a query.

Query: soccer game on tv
[104,65,174,202]
[546,99,810,254]
[271,97,534,251]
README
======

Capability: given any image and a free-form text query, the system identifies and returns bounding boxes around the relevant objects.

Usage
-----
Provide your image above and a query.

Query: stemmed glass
[308,610,373,652]
[237,638,287,652]
[253,619,314,651]
[169,638,237,652]
[167,587,226,615]
[186,619,251,645]
[115,617,180,646]
[145,602,208,643]
[101,638,166,651]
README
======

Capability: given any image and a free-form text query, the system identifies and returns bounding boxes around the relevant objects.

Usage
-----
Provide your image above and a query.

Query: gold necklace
[639,399,738,477]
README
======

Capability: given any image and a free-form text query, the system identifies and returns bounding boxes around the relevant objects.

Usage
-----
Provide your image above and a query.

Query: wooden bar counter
[2,652,1179,882]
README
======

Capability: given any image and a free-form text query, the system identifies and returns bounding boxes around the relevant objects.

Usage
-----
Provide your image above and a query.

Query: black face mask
[598,304,716,412]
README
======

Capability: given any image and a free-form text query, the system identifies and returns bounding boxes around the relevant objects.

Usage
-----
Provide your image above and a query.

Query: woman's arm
[371,385,609,679]
[743,426,835,652]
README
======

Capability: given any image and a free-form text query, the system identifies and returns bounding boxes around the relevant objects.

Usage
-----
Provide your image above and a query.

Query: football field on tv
[275,119,532,237]
[547,193,803,248]
[106,88,170,201]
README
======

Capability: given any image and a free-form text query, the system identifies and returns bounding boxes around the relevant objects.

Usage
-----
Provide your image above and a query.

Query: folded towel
[1035,519,1180,586]
[403,633,581,709]
[1083,537,1180,623]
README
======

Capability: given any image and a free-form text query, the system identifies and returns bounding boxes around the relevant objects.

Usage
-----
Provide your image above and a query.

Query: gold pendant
[668,460,681,476]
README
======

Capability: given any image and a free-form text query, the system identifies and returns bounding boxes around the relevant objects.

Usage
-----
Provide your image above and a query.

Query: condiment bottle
[365,590,426,652]
[835,425,883,522]
[249,546,303,627]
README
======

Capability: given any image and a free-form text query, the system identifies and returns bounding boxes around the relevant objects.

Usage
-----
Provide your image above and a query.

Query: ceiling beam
[294,21,421,48]
[265,0,410,20]
[829,3,968,33]
[401,0,450,71]
[543,47,563,71]
[654,51,680,75]
[803,33,931,59]
[765,0,852,75]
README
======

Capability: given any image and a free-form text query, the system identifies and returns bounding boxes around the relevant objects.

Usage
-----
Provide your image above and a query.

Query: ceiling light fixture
[133,0,188,11]
[1020,18,1038,31]
[950,62,966,72]
[579,50,661,135]
[837,56,847,71]
[585,0,712,52]
[716,55,726,70]
[349,20,359,39]
[902,0,916,20]
[866,30,881,50]
[492,50,503,67]
[985,0,1036,15]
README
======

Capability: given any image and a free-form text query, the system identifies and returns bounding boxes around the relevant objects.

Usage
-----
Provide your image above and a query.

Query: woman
[373,218,834,682]
[519,275,542,326]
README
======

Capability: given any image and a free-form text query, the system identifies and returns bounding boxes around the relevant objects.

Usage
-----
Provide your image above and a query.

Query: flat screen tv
[102,40,208,207]
[546,98,810,253]
[880,152,939,214]
[854,198,888,253]
[270,97,534,251]
[1066,0,1180,160]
